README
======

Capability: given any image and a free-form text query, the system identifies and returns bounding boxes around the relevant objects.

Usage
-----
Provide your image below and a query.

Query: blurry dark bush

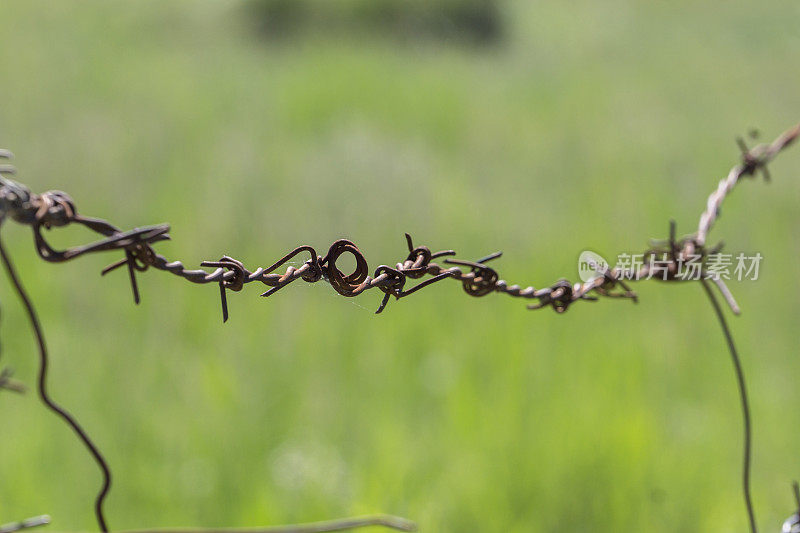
[246,0,504,44]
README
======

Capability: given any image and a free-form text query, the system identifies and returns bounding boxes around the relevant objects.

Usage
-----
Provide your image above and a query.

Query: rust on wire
[0,124,798,533]
[4,124,797,320]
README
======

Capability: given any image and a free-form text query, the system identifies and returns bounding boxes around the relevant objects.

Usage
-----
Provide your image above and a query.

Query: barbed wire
[0,231,417,531]
[0,124,798,533]
[1,126,796,321]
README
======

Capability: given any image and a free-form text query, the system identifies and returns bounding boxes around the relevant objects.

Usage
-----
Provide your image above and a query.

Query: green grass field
[1,1,799,531]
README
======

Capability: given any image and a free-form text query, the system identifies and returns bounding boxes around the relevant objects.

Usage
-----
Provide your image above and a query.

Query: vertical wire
[700,278,756,533]
[0,232,112,532]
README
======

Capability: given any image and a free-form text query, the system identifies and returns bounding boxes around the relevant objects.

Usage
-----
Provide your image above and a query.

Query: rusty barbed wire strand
[0,124,798,533]
[0,156,423,533]
[2,126,796,321]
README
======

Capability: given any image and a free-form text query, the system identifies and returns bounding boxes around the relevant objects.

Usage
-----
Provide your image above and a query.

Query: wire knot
[400,233,434,279]
[374,265,406,314]
[200,256,247,322]
[404,249,432,278]
[737,136,772,182]
[127,241,157,271]
[323,239,369,297]
[203,256,247,292]
[97,225,171,305]
[35,191,76,228]
[596,266,638,303]
[461,262,498,297]
[531,279,574,313]
[303,256,324,283]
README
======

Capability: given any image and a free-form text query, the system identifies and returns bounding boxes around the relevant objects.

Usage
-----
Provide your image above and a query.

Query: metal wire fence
[1,124,799,532]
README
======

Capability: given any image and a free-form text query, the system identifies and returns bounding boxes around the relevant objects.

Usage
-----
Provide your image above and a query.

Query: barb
[0,516,51,533]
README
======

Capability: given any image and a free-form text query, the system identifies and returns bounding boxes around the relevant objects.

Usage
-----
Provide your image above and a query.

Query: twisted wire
[6,126,796,319]
[688,124,800,254]
[1,124,798,533]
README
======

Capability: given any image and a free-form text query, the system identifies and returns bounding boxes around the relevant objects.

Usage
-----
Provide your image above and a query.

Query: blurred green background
[1,1,799,531]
